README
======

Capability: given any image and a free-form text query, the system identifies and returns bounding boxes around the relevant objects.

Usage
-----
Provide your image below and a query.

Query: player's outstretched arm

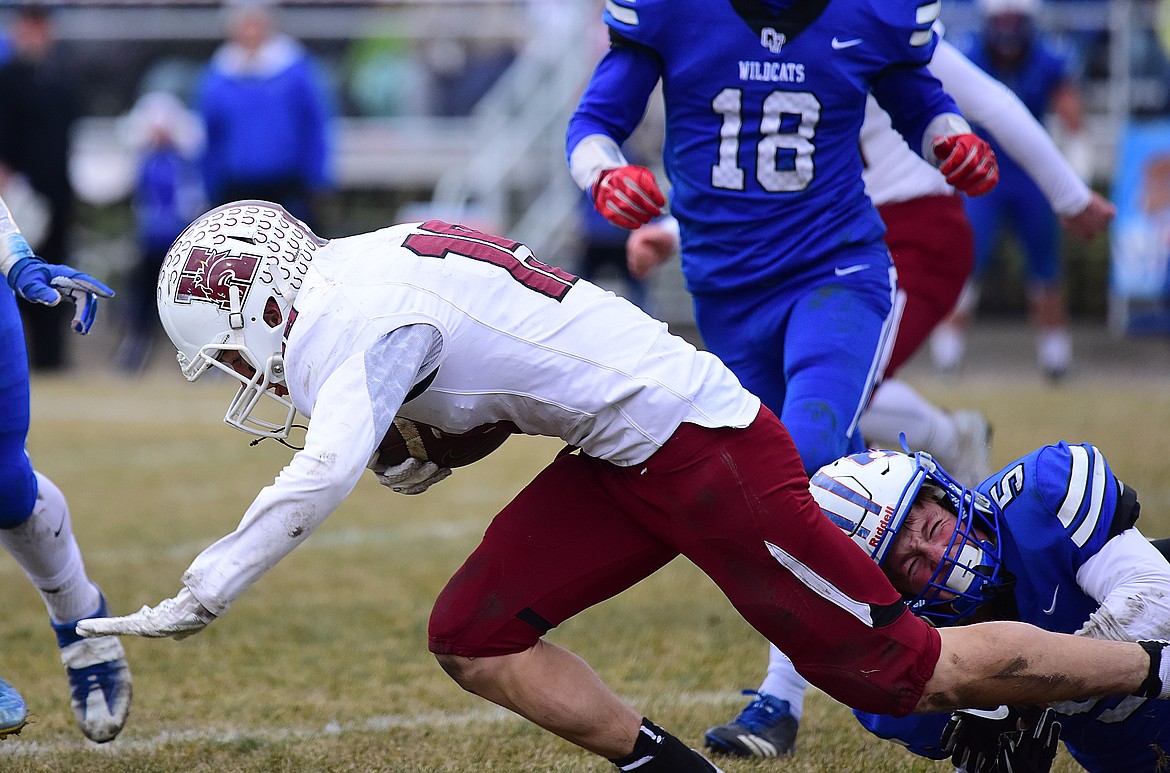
[1059,192,1116,241]
[929,40,1113,238]
[919,622,1170,713]
[0,194,113,334]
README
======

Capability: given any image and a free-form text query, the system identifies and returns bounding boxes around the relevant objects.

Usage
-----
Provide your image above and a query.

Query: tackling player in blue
[566,0,999,753]
[810,444,1170,773]
[931,0,1087,379]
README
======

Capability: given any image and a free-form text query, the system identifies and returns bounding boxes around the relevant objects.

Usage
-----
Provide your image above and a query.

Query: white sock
[1037,327,1072,372]
[860,380,959,461]
[759,646,808,720]
[929,325,965,370]
[0,473,101,624]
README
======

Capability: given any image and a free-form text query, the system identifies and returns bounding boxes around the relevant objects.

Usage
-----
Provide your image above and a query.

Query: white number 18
[711,87,821,193]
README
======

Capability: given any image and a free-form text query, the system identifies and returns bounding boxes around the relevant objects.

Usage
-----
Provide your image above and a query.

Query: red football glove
[932,134,999,197]
[592,165,665,229]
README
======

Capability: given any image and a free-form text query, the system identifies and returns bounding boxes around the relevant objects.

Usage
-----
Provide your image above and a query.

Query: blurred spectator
[115,91,204,375]
[1161,0,1170,62]
[422,40,515,117]
[932,0,1090,381]
[415,3,518,117]
[345,26,427,118]
[0,5,79,372]
[196,0,334,229]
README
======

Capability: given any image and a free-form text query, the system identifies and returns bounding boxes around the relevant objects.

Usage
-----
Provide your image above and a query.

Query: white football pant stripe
[846,265,902,440]
[765,540,874,627]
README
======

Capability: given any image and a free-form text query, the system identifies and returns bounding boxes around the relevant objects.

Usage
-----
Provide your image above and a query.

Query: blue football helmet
[809,449,1005,625]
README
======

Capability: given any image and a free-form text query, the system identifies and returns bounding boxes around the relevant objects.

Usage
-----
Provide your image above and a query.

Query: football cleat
[703,690,798,758]
[0,676,28,739]
[51,594,132,743]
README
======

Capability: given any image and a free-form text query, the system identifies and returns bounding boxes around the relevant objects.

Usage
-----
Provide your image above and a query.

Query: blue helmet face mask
[985,12,1035,67]
[978,0,1038,69]
[809,448,1005,626]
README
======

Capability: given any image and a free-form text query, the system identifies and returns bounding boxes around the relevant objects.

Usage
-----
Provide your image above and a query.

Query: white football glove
[373,457,452,495]
[75,588,217,640]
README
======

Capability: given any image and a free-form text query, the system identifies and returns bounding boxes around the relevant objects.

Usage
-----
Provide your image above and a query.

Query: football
[374,418,515,469]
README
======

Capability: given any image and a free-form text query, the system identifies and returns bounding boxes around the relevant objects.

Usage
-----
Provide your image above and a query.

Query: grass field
[0,355,1167,772]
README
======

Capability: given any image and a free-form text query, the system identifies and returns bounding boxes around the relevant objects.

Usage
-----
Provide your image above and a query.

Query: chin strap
[1136,640,1170,699]
[248,421,308,451]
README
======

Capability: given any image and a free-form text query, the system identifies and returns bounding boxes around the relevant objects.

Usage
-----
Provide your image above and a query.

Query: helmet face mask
[200,341,296,439]
[978,0,1037,64]
[157,200,324,439]
[810,449,1004,626]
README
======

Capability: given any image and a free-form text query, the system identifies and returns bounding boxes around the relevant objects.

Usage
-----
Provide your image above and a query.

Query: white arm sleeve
[0,193,30,277]
[920,112,972,166]
[568,134,630,193]
[930,39,1091,217]
[1074,528,1170,641]
[182,324,442,614]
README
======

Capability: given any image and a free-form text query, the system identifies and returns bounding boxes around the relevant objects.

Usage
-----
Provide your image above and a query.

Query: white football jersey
[861,93,954,206]
[182,220,759,614]
[286,220,759,466]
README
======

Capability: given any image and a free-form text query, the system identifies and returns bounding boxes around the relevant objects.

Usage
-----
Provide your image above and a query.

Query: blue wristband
[6,255,41,290]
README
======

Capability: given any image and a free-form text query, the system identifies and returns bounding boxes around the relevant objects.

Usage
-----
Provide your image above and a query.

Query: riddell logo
[868,504,896,548]
[175,246,261,309]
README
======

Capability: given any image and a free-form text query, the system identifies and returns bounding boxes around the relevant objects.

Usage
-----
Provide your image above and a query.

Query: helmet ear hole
[262,296,283,329]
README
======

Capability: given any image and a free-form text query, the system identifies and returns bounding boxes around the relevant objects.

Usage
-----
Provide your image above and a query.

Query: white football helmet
[810,449,1004,625]
[157,200,326,438]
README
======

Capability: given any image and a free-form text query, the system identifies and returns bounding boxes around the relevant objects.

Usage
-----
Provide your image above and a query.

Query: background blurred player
[931,0,1092,380]
[0,191,130,742]
[811,446,1170,772]
[78,201,1170,772]
[116,91,205,374]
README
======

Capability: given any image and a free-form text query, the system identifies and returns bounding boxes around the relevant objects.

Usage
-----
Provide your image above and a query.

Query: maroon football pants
[428,407,940,717]
[880,193,974,377]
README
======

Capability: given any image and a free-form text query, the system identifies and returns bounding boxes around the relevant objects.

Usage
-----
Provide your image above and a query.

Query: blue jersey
[566,0,959,294]
[197,50,333,201]
[961,32,1070,182]
[856,443,1170,773]
[135,146,203,254]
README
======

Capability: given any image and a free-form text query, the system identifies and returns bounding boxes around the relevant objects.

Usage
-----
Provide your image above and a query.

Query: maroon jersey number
[403,220,578,301]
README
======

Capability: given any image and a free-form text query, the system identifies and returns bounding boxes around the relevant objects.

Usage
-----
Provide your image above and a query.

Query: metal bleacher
[43,1,1170,332]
